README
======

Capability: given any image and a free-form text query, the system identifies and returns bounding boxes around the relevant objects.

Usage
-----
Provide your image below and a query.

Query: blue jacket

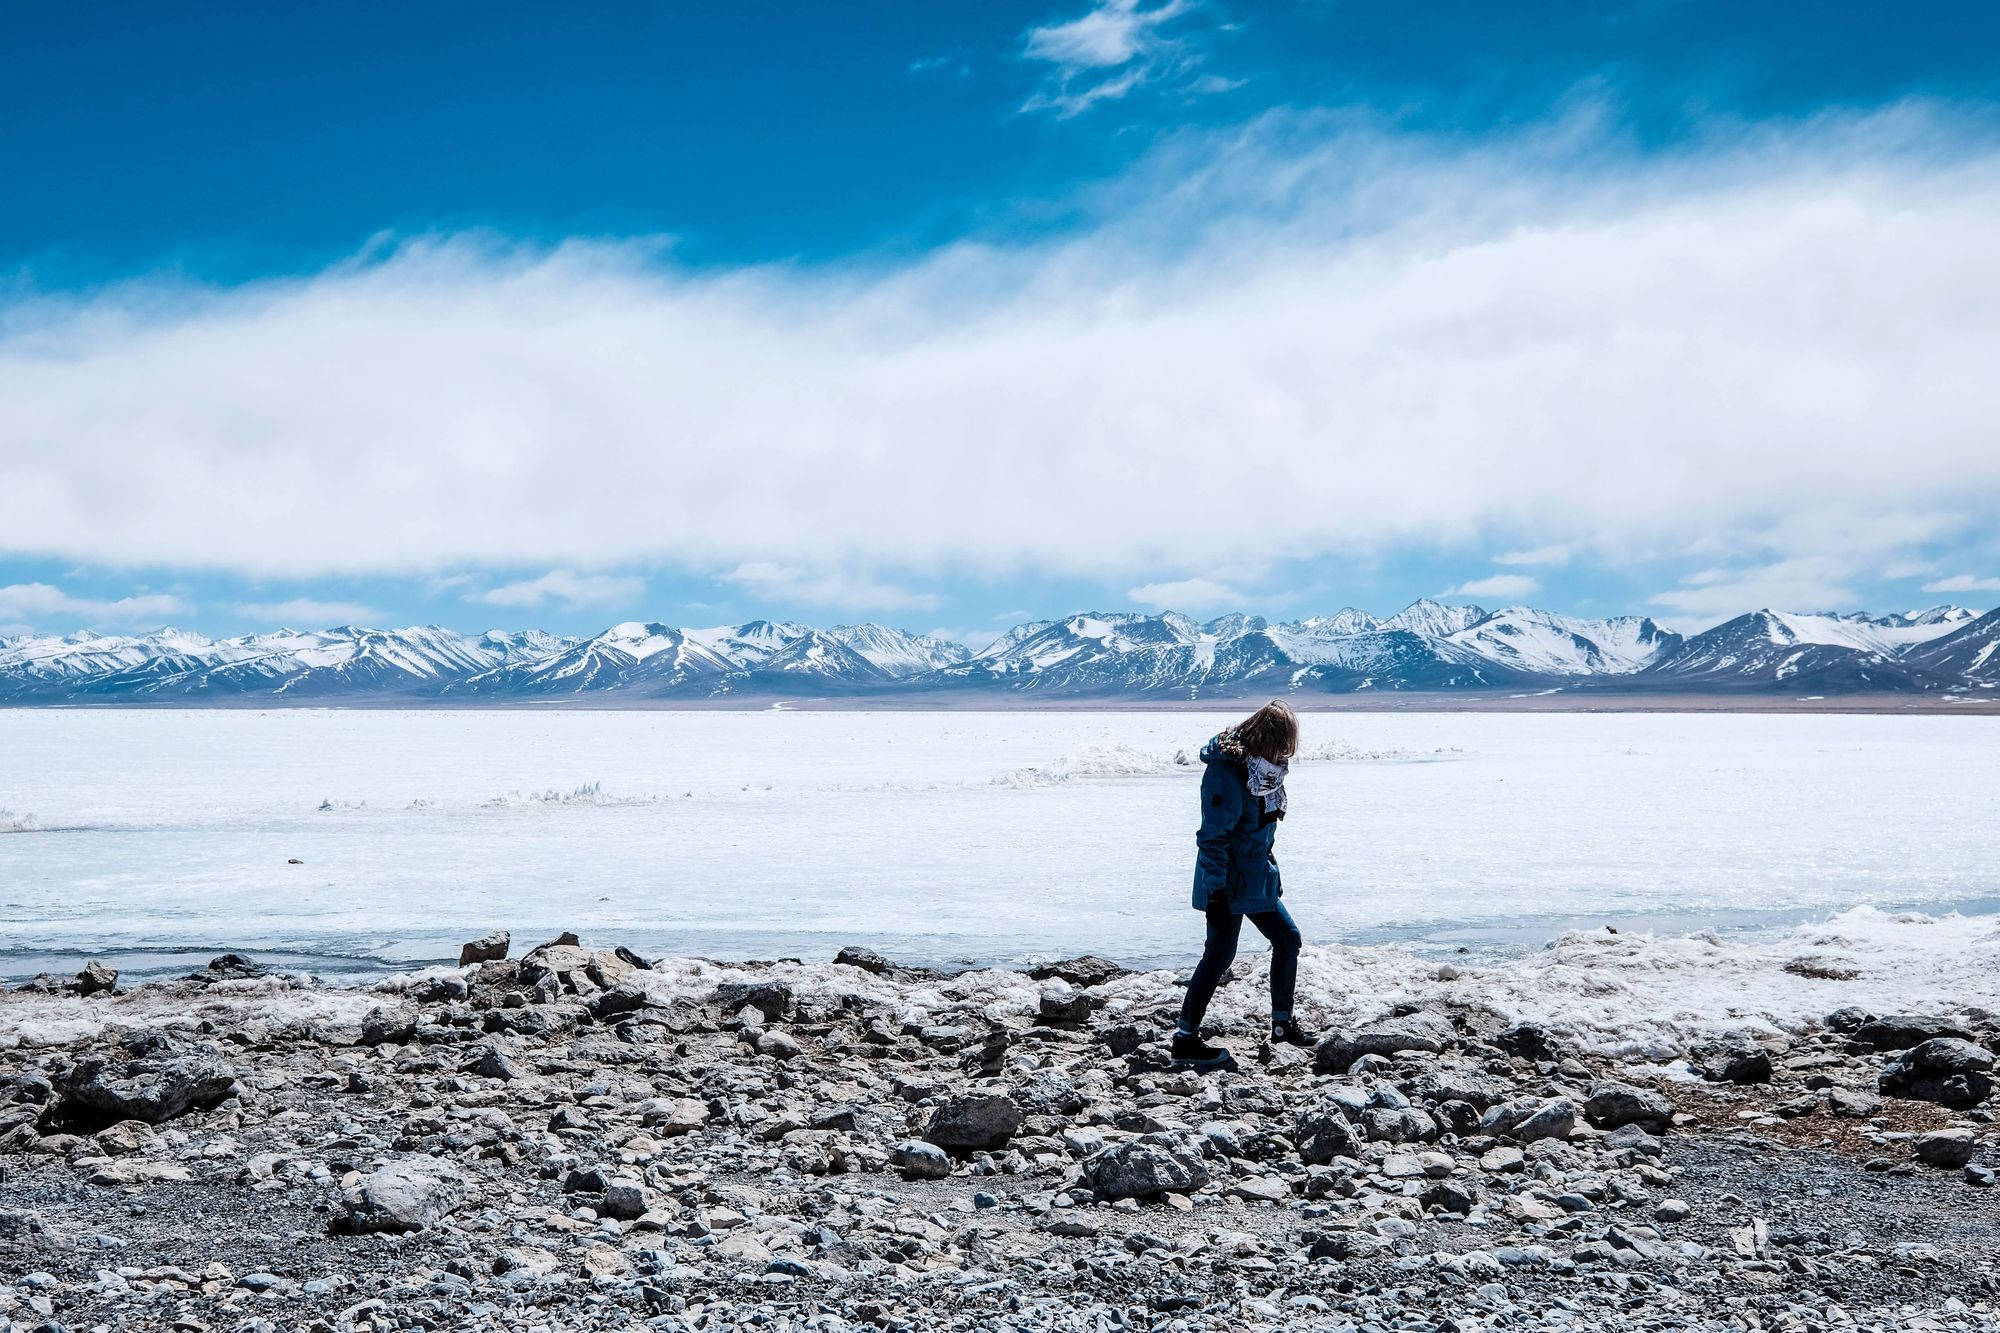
[1191,736,1282,914]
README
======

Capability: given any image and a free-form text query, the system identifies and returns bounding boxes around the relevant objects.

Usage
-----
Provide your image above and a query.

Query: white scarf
[1244,754,1288,819]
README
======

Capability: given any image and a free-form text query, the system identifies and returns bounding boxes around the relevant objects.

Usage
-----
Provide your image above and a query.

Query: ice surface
[0,710,1996,995]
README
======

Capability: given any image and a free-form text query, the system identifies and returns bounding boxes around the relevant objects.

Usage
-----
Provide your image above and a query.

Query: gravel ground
[4,940,1999,1332]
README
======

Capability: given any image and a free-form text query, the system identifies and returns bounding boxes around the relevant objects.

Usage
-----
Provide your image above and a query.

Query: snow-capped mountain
[0,600,1992,703]
[823,624,972,675]
[1902,607,2000,686]
[1381,598,1487,638]
[1443,608,1681,676]
[1644,607,1977,691]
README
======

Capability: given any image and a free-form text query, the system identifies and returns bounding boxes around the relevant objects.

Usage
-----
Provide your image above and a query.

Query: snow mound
[482,782,663,808]
[0,977,383,1050]
[1093,906,2000,1062]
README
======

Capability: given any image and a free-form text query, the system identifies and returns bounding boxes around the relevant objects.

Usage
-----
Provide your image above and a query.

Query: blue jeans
[1178,900,1302,1030]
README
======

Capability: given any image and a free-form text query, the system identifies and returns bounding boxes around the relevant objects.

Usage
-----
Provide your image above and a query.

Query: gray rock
[757,1030,803,1060]
[458,930,511,966]
[1363,1105,1439,1144]
[892,1139,951,1179]
[1487,1096,1578,1143]
[337,1157,469,1233]
[1584,1080,1675,1133]
[924,1092,1023,1152]
[1313,1011,1456,1074]
[358,1006,419,1046]
[56,1055,238,1129]
[73,961,118,996]
[1879,1038,1996,1109]
[1967,1163,1997,1188]
[1828,1087,1884,1118]
[600,1180,650,1220]
[713,980,794,1021]
[833,944,890,972]
[1603,1123,1663,1156]
[1423,1179,1480,1214]
[468,1047,526,1081]
[1037,989,1097,1025]
[1081,1132,1211,1200]
[1914,1129,1976,1168]
[1295,1095,1364,1164]
[1410,1066,1513,1109]
[1027,955,1130,988]
[1495,1022,1574,1064]
[1855,1014,1973,1051]
[1691,1038,1772,1084]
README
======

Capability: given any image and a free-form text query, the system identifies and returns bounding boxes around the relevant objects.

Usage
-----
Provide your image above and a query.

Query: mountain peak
[1383,598,1488,637]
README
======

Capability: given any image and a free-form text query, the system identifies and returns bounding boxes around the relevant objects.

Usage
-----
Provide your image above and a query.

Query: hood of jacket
[1199,734,1244,770]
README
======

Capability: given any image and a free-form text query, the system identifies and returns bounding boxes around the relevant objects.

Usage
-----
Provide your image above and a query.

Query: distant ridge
[1,600,1994,704]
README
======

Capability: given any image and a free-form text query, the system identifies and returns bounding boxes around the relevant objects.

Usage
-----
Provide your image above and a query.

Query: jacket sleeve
[1194,765,1241,903]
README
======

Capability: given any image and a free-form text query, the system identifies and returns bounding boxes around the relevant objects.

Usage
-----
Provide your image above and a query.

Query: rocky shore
[3,932,1999,1333]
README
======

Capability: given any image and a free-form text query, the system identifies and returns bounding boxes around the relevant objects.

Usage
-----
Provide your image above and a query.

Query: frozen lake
[1,709,1996,981]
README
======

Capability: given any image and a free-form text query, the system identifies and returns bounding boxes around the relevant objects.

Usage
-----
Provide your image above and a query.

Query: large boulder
[458,930,511,966]
[1494,1022,1575,1065]
[337,1157,469,1233]
[1294,1096,1365,1164]
[833,945,891,973]
[923,1093,1023,1152]
[1482,1097,1578,1144]
[1081,1133,1211,1200]
[358,1006,419,1046]
[1914,1129,1977,1169]
[1364,1105,1440,1144]
[1028,956,1131,988]
[1584,1081,1676,1133]
[713,980,795,1022]
[55,1055,238,1130]
[519,933,643,996]
[892,1140,951,1180]
[73,961,118,996]
[1409,1066,1514,1110]
[1313,1012,1456,1074]
[1855,1014,1973,1051]
[1879,1038,1996,1109]
[1691,1038,1772,1085]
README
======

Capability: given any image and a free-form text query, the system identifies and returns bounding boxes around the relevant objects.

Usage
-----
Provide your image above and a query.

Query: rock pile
[0,937,1997,1331]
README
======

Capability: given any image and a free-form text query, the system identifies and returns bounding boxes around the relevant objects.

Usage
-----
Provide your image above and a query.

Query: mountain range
[1,600,1995,704]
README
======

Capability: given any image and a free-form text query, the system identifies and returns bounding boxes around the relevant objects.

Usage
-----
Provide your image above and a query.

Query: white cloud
[1648,558,1858,623]
[719,562,941,612]
[1021,0,1205,116]
[469,569,645,609]
[1127,576,1242,609]
[233,597,387,625]
[0,582,190,626]
[1493,544,1573,567]
[4,110,2000,602]
[1923,573,2000,593]
[1440,574,1541,600]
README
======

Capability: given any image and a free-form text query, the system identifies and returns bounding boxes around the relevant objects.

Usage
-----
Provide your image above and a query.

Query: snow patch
[1095,906,2000,1062]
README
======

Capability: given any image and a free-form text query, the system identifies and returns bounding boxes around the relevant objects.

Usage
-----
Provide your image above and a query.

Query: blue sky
[4,1,2000,643]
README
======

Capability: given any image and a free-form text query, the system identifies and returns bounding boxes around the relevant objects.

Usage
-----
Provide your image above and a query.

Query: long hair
[1219,699,1299,764]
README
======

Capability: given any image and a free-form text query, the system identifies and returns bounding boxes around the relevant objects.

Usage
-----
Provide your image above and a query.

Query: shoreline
[4,928,1998,1329]
[9,893,2000,990]
[5,691,2000,714]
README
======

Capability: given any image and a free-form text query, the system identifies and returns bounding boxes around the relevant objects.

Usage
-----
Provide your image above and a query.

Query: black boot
[1270,1016,1316,1048]
[1170,1030,1236,1070]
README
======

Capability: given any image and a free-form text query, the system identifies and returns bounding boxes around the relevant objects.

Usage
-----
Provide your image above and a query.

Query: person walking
[1172,699,1316,1069]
